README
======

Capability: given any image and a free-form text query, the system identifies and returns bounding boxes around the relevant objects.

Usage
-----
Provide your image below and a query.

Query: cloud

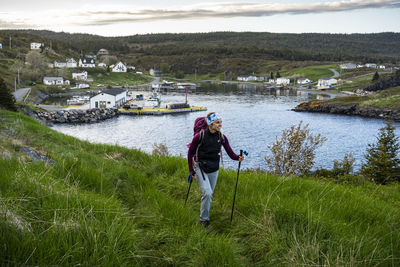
[76,0,400,25]
[0,0,399,29]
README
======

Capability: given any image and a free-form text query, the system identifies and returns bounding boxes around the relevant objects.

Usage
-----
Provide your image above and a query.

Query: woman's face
[210,119,222,132]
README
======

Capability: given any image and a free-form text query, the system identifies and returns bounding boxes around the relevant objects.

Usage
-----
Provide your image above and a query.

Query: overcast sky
[1,0,399,36]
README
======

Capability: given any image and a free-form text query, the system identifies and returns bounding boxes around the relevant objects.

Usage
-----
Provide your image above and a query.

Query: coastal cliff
[293,100,400,121]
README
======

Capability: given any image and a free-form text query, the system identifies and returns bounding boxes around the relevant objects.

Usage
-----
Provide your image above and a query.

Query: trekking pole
[230,150,243,223]
[184,174,193,206]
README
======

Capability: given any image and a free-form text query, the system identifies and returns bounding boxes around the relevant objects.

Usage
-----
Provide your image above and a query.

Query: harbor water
[51,83,400,171]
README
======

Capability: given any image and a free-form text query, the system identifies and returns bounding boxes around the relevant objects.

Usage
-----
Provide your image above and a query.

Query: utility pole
[9,36,12,49]
[14,77,17,92]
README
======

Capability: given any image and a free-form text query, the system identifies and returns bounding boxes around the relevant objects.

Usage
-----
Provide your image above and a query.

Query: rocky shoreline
[35,108,119,124]
[293,100,400,122]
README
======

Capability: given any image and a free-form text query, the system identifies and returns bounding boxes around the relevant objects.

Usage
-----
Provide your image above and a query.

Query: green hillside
[1,110,400,266]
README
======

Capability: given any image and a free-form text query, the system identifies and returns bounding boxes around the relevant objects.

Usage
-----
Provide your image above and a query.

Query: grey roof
[103,88,126,96]
[43,77,63,80]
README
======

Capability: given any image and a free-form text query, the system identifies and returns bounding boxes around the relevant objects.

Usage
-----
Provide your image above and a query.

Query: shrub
[332,152,355,176]
[265,121,327,175]
[152,143,169,156]
[361,122,400,184]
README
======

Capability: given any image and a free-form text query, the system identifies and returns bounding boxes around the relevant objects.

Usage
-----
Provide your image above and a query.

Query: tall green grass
[1,110,400,266]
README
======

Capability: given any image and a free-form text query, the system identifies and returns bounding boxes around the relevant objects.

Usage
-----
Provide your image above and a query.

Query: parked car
[123,103,142,110]
[29,82,36,86]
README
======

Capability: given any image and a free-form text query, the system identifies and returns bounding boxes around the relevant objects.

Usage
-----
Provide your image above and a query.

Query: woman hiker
[187,112,244,228]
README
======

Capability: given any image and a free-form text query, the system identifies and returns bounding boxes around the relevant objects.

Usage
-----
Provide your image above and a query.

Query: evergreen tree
[361,122,400,184]
[372,71,380,81]
[276,71,281,78]
[0,77,17,111]
[270,71,274,80]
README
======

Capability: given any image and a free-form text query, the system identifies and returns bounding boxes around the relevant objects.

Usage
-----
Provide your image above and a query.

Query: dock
[119,106,207,116]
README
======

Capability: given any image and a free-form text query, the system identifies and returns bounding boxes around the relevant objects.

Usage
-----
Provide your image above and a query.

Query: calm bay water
[52,83,400,171]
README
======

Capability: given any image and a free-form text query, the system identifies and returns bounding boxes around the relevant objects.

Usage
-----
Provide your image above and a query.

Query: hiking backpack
[188,116,225,164]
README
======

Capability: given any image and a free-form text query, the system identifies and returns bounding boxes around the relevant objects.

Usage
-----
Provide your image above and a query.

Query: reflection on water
[51,83,400,171]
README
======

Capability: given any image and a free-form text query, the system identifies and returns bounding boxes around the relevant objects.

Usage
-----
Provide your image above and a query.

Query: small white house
[112,62,127,72]
[365,63,377,69]
[43,77,64,85]
[98,62,107,68]
[79,57,96,68]
[72,70,88,81]
[90,88,127,109]
[0,43,2,49]
[357,64,365,68]
[54,61,67,68]
[378,65,386,69]
[297,78,312,85]
[30,42,43,50]
[66,58,77,68]
[317,78,337,89]
[340,63,356,70]
[276,77,290,86]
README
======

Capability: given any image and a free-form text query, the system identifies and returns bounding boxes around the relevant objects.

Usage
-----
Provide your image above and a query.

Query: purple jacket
[187,131,239,173]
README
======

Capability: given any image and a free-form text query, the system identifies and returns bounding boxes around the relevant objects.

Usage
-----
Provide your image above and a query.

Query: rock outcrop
[293,100,400,121]
[35,108,119,124]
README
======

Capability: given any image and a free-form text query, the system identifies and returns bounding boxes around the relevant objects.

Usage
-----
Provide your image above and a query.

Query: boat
[176,82,197,90]
[152,80,175,91]
[67,96,90,105]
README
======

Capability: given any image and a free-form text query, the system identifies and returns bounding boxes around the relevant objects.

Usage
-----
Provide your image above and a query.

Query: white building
[43,77,64,85]
[297,78,312,85]
[30,42,43,50]
[112,61,127,72]
[340,63,356,70]
[90,88,127,109]
[54,61,67,68]
[72,70,88,81]
[79,57,96,68]
[365,63,377,69]
[378,65,386,69]
[276,77,290,86]
[317,78,337,89]
[0,43,2,49]
[66,58,77,68]
[98,62,107,68]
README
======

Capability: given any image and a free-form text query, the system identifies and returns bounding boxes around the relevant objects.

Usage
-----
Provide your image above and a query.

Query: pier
[119,106,207,116]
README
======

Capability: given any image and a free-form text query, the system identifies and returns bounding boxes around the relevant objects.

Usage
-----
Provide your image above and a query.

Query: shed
[90,88,127,109]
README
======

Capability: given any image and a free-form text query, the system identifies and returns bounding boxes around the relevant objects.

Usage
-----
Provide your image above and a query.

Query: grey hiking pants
[194,162,219,222]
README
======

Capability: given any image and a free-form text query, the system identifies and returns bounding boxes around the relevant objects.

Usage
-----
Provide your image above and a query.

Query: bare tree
[26,51,46,71]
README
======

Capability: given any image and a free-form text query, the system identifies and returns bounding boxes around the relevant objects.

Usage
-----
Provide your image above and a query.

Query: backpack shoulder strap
[195,129,205,162]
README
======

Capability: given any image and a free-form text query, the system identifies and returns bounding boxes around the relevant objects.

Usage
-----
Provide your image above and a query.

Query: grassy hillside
[1,110,400,266]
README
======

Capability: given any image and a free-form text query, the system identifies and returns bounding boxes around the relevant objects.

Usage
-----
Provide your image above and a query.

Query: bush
[265,121,326,175]
[361,122,400,184]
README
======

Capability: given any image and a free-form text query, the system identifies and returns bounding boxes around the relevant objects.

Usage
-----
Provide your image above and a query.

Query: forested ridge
[1,30,399,76]
[2,30,399,60]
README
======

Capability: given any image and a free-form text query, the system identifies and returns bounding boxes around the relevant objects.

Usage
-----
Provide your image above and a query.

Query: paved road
[12,88,31,102]
[329,68,340,78]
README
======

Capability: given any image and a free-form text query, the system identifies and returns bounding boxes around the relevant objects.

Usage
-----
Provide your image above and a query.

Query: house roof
[72,70,87,74]
[103,88,126,96]
[43,77,63,81]
[80,57,95,63]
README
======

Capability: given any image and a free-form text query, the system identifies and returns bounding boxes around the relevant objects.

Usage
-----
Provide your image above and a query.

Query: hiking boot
[200,220,210,228]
